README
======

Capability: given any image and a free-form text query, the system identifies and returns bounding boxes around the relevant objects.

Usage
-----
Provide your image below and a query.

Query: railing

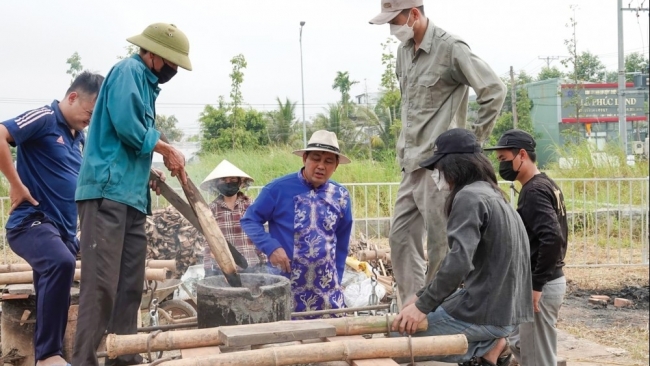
[1,177,648,268]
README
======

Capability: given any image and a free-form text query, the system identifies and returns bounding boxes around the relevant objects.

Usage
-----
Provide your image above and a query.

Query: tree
[487,88,536,161]
[66,52,83,84]
[625,52,649,81]
[199,54,269,152]
[268,97,297,145]
[117,45,139,60]
[155,114,184,142]
[575,51,606,82]
[332,71,358,115]
[229,54,247,149]
[377,38,401,127]
[561,5,586,124]
[501,70,536,115]
[537,66,563,81]
[312,103,359,151]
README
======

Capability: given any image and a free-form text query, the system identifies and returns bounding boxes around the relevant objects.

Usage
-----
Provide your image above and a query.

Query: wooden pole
[105,315,429,358]
[0,260,175,274]
[356,249,391,263]
[0,268,169,285]
[142,335,467,366]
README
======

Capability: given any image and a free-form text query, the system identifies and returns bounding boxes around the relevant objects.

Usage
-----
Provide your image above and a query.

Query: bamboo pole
[105,315,428,358]
[0,268,169,285]
[356,249,391,263]
[0,260,175,274]
[142,335,467,366]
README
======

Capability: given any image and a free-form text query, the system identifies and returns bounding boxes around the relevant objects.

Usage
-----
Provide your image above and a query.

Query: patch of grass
[564,267,649,291]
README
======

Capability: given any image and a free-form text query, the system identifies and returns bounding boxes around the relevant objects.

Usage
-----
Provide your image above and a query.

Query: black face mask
[152,61,177,84]
[499,159,523,182]
[216,182,240,197]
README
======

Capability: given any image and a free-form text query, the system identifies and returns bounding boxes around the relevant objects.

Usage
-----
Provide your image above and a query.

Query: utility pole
[538,55,561,68]
[299,21,307,148]
[510,66,518,129]
[618,1,649,155]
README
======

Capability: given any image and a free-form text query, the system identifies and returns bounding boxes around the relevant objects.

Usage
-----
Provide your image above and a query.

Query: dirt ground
[556,267,649,365]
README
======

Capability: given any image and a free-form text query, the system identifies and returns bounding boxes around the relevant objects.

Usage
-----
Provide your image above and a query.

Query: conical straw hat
[200,160,253,191]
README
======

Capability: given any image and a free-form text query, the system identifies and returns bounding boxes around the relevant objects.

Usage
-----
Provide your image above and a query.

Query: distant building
[355,92,383,107]
[524,79,648,166]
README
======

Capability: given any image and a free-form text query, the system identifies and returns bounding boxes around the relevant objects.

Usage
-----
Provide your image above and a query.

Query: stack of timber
[145,206,204,278]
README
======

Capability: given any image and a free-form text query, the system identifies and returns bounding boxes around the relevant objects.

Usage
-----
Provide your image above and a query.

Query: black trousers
[72,199,147,366]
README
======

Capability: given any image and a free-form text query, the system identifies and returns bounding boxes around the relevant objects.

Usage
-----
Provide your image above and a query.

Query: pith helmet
[127,22,192,71]
[200,160,254,192]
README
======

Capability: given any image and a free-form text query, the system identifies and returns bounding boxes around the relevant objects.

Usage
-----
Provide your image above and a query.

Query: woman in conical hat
[199,160,267,276]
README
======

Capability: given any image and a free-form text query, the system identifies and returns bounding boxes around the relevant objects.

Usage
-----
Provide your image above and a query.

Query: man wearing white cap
[369,0,506,306]
[199,160,267,276]
[241,130,353,319]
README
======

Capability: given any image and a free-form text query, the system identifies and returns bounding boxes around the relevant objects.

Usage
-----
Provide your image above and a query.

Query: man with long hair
[392,129,533,366]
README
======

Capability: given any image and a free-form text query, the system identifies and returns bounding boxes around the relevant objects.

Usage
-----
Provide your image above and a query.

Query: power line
[538,56,562,68]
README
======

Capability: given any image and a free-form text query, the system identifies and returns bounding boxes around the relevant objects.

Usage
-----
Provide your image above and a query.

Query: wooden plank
[351,359,399,366]
[6,284,34,294]
[180,346,221,359]
[218,321,337,347]
[2,293,30,300]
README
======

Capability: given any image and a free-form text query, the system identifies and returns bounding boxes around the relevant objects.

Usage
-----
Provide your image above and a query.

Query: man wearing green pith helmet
[72,23,192,366]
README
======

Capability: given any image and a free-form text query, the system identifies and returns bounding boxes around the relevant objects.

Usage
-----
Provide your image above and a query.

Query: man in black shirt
[485,129,568,366]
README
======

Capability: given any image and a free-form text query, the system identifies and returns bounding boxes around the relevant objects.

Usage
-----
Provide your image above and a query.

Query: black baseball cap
[483,129,536,152]
[419,128,482,170]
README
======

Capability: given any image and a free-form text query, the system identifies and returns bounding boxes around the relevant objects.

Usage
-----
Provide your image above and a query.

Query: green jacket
[75,55,161,214]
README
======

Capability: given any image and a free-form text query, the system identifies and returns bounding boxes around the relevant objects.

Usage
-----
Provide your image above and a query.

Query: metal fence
[2,177,648,268]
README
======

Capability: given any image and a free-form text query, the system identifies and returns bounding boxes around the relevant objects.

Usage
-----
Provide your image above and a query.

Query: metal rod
[617,0,628,154]
[137,322,198,333]
[291,304,390,317]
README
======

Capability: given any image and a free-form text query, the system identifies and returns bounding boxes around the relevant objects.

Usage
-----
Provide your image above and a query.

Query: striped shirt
[202,193,267,271]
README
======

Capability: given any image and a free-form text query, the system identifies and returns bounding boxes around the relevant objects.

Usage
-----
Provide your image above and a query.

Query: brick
[588,297,608,306]
[614,298,633,308]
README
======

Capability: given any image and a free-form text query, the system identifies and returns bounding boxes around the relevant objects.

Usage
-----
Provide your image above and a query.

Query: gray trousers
[389,168,449,305]
[72,199,147,366]
[509,276,567,366]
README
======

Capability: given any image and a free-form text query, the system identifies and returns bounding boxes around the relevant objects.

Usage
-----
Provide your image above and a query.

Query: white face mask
[431,169,450,192]
[390,14,415,43]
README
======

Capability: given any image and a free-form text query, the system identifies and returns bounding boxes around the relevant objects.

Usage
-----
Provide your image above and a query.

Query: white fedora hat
[200,159,253,191]
[292,130,351,164]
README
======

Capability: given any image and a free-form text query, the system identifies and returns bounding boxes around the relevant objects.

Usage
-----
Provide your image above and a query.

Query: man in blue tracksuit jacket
[0,71,104,366]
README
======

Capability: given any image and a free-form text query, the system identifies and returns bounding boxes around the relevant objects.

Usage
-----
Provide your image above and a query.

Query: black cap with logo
[483,129,536,152]
[419,128,482,170]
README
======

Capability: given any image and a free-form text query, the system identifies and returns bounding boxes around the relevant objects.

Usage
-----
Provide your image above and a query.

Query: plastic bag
[343,278,387,308]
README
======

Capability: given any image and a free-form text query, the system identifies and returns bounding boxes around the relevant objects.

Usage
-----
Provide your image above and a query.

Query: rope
[149,356,175,366]
[385,313,392,337]
[146,330,163,362]
[408,335,415,366]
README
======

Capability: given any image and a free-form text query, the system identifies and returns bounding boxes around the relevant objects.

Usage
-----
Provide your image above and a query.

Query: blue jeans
[6,212,78,361]
[410,306,515,363]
